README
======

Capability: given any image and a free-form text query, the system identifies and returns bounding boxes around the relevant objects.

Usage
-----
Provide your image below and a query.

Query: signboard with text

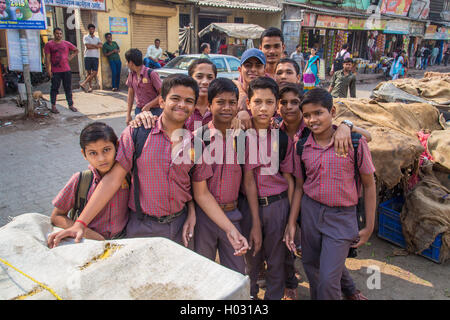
[380,0,413,16]
[0,0,47,30]
[7,29,42,71]
[315,15,348,30]
[45,0,106,11]
[109,17,127,34]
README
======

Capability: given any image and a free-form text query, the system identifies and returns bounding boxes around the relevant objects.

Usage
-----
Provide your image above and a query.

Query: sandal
[50,108,59,114]
[68,106,78,112]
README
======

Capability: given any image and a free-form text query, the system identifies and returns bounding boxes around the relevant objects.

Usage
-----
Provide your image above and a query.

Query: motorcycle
[158,50,178,67]
[380,56,394,81]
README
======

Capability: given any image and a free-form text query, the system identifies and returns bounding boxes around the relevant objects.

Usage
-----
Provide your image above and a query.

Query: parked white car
[154,54,241,80]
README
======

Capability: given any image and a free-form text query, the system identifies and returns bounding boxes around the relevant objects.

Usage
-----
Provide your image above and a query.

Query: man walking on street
[328,58,356,98]
[102,33,121,91]
[330,43,351,76]
[80,24,102,93]
[125,48,162,125]
[44,27,79,114]
[144,39,163,69]
[290,44,305,77]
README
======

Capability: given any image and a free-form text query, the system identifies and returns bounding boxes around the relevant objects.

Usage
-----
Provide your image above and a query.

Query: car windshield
[164,56,198,70]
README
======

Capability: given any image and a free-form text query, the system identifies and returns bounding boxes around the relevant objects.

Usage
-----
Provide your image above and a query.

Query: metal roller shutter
[132,15,168,55]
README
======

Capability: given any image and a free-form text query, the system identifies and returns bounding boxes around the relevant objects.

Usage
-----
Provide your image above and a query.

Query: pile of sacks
[334,94,449,263]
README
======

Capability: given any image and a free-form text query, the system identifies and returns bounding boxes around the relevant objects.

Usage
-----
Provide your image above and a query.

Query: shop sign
[348,19,365,30]
[424,24,437,39]
[409,22,425,36]
[0,0,47,30]
[301,13,316,28]
[315,15,348,30]
[109,17,127,35]
[380,0,413,17]
[7,29,42,72]
[384,19,410,34]
[46,0,106,11]
[364,15,388,30]
[408,0,430,20]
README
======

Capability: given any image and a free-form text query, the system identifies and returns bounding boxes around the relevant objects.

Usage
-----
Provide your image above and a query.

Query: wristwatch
[341,119,353,131]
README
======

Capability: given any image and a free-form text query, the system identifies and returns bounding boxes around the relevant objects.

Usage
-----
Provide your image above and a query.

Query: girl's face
[192,63,216,98]
[82,139,117,176]
[310,48,316,56]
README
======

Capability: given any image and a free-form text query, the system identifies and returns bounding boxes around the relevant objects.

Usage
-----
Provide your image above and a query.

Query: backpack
[68,169,131,221]
[195,124,290,166]
[333,50,346,72]
[296,127,365,230]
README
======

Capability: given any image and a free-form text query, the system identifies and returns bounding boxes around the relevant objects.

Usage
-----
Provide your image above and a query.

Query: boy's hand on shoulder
[236,111,253,130]
[352,227,373,248]
[332,123,353,157]
[129,111,157,129]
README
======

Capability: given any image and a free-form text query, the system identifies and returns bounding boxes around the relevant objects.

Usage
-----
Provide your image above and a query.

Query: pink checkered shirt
[126,66,162,109]
[185,108,213,132]
[199,121,243,204]
[52,165,130,239]
[294,134,376,207]
[280,119,306,144]
[116,119,213,217]
[244,128,294,197]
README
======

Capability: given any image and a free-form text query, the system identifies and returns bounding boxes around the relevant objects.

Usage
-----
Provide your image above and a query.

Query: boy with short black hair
[49,74,249,256]
[239,77,295,300]
[285,88,376,300]
[259,27,285,78]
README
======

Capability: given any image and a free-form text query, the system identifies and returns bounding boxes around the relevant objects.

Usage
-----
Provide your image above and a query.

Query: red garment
[244,128,294,197]
[219,44,228,54]
[279,119,306,144]
[116,119,213,217]
[185,108,213,132]
[294,134,375,207]
[52,165,130,239]
[44,40,77,73]
[197,121,243,204]
[126,66,162,109]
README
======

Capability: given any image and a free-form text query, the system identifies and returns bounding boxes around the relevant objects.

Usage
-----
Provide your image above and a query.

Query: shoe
[50,107,59,114]
[344,290,368,300]
[282,288,298,300]
[256,268,267,288]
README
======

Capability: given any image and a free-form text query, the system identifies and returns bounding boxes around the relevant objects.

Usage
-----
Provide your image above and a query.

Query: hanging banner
[380,0,413,16]
[408,0,430,20]
[424,25,437,39]
[315,15,348,30]
[0,0,47,30]
[384,19,410,34]
[301,12,316,28]
[364,15,388,30]
[7,29,42,72]
[45,0,106,11]
[348,19,365,30]
[409,21,425,36]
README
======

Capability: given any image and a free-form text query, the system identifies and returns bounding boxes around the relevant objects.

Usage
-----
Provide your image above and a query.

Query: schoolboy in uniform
[49,74,249,255]
[193,78,261,274]
[239,77,295,300]
[259,27,285,78]
[285,88,376,300]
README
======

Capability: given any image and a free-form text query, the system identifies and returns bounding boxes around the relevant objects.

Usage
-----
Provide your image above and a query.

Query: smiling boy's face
[248,88,277,128]
[210,91,238,125]
[301,102,335,135]
[278,91,302,124]
[275,62,300,85]
[160,85,196,124]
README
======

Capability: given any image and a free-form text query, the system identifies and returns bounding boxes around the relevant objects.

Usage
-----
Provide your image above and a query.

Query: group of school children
[47,37,376,301]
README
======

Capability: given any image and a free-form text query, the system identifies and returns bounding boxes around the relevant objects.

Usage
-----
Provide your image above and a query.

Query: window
[234,17,244,24]
[226,57,240,72]
[211,57,227,72]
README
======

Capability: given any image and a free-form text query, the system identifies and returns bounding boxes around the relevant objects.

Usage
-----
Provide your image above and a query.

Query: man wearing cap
[328,57,356,98]
[234,49,267,126]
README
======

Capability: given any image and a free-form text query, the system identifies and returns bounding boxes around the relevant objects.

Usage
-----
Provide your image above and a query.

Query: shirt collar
[88,164,103,183]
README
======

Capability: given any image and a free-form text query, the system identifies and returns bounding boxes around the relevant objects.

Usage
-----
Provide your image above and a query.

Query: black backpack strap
[132,126,152,216]
[295,127,311,181]
[68,170,93,221]
[351,132,362,191]
[278,129,289,165]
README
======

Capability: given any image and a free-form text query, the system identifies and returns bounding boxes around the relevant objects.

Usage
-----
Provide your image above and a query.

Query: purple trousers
[300,194,359,300]
[194,205,246,274]
[239,194,290,300]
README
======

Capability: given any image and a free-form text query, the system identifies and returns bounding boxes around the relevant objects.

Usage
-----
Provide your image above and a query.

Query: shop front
[424,25,450,64]
[383,19,410,56]
[408,21,426,68]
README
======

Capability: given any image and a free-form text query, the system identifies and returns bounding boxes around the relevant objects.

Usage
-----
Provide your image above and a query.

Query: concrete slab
[0,98,24,122]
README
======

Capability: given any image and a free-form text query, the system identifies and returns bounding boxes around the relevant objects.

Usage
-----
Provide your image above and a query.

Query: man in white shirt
[28,0,44,21]
[289,44,305,76]
[80,24,102,92]
[144,39,163,69]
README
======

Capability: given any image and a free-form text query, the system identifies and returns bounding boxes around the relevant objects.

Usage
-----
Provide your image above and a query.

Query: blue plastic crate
[377,196,443,263]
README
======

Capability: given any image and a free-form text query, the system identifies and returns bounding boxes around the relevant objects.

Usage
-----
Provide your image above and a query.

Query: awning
[198,23,266,39]
[195,0,282,12]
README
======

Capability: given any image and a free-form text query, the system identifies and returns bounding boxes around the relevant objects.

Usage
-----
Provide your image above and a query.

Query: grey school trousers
[239,194,290,300]
[300,194,359,300]
[194,205,246,274]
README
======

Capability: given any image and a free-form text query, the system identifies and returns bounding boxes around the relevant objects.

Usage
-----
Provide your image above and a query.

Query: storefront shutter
[132,14,168,55]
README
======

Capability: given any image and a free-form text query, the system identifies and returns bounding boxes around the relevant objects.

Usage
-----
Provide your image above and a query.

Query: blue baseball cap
[240,48,266,66]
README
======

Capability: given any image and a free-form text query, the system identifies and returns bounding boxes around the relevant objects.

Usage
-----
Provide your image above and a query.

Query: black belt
[136,206,187,224]
[258,191,288,207]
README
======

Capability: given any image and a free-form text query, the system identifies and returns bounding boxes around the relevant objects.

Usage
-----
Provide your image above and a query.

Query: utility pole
[19,29,34,118]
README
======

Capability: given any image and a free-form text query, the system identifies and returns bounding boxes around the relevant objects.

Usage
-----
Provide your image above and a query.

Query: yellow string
[0,257,62,300]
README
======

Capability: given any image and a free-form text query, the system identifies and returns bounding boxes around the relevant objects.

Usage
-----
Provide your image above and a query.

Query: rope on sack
[0,257,62,300]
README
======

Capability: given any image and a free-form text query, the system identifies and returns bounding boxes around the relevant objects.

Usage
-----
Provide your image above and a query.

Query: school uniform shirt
[279,119,306,144]
[294,133,375,207]
[198,121,243,204]
[244,127,294,198]
[116,118,213,217]
[126,66,162,109]
[52,165,130,239]
[185,108,213,132]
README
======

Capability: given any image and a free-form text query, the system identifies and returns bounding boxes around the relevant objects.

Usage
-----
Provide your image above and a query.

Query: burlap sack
[400,164,450,263]
[427,129,450,173]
